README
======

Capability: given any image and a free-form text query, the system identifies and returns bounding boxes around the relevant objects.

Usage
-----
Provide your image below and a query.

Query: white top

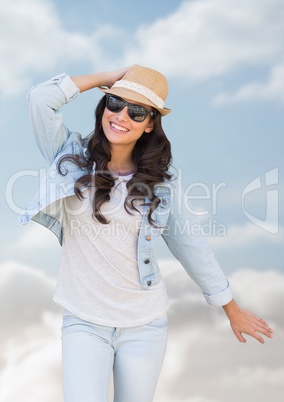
[53,173,169,327]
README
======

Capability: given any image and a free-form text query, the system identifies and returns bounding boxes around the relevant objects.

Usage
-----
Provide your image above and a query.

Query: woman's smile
[109,121,129,133]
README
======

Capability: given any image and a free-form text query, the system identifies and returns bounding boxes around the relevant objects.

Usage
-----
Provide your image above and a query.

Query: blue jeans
[61,311,168,402]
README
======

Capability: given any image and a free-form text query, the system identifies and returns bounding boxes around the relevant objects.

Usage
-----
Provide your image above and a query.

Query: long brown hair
[57,95,172,225]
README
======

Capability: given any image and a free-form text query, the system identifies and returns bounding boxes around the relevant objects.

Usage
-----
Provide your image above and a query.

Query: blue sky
[1,1,284,401]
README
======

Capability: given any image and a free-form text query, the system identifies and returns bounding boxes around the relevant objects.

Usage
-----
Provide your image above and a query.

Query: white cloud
[186,398,219,402]
[155,262,284,402]
[1,0,284,104]
[0,312,63,402]
[209,223,284,250]
[119,0,284,105]
[0,258,283,402]
[0,0,111,97]
[122,0,284,79]
[16,223,59,250]
[212,60,284,105]
[229,269,284,325]
[0,260,58,341]
[2,223,62,277]
[0,261,63,401]
[220,366,284,387]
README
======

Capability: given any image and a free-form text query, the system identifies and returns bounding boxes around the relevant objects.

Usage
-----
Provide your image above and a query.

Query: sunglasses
[105,94,154,122]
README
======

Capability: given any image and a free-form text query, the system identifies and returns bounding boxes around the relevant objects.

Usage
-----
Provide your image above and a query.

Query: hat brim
[97,86,171,116]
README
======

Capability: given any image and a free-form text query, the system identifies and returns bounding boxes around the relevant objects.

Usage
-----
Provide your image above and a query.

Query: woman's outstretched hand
[223,299,274,344]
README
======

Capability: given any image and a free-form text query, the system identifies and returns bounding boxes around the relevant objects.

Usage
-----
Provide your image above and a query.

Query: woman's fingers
[223,300,273,344]
[230,310,274,343]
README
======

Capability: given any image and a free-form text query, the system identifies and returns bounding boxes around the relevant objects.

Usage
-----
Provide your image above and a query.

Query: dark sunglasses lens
[107,96,124,112]
[128,105,148,122]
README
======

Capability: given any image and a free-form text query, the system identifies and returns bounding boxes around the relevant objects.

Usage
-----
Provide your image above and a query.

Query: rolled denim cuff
[52,73,80,102]
[203,280,233,306]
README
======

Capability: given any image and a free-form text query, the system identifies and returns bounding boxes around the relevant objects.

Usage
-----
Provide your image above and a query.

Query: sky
[1,0,284,401]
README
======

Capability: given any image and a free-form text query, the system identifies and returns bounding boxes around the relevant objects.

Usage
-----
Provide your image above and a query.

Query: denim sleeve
[161,178,233,306]
[27,73,80,165]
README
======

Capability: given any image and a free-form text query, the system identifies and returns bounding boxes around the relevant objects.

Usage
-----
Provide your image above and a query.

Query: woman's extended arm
[222,299,273,343]
[161,178,273,344]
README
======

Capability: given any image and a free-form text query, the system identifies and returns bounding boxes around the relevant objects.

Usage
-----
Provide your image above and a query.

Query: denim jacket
[19,74,232,306]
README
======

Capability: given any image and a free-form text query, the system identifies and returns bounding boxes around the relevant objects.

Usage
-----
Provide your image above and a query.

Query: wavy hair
[57,95,172,225]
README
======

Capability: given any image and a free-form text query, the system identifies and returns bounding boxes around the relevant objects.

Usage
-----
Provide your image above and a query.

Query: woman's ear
[145,121,154,133]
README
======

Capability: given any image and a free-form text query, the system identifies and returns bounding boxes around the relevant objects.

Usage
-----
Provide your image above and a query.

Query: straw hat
[98,65,171,116]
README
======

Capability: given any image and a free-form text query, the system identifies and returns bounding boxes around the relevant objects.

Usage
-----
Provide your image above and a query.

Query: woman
[20,65,273,402]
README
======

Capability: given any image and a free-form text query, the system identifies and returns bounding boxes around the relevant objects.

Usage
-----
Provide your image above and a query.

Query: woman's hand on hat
[70,65,135,93]
[222,299,274,344]
[103,65,136,88]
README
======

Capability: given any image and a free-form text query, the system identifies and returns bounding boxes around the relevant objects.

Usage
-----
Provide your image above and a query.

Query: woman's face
[102,97,154,150]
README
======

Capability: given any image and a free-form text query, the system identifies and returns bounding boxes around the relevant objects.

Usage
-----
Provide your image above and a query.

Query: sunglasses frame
[105,94,154,122]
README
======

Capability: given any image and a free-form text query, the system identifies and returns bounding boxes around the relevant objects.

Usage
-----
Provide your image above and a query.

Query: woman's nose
[116,105,129,121]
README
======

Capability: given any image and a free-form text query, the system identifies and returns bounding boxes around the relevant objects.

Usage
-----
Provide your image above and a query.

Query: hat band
[112,80,164,109]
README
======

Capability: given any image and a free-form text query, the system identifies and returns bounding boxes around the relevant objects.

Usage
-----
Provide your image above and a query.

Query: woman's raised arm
[70,66,132,93]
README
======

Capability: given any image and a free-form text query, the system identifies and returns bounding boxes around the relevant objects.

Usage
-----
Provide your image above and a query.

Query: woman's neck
[107,149,134,175]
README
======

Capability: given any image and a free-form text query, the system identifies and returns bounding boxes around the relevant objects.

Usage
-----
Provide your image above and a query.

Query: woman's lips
[110,122,129,132]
